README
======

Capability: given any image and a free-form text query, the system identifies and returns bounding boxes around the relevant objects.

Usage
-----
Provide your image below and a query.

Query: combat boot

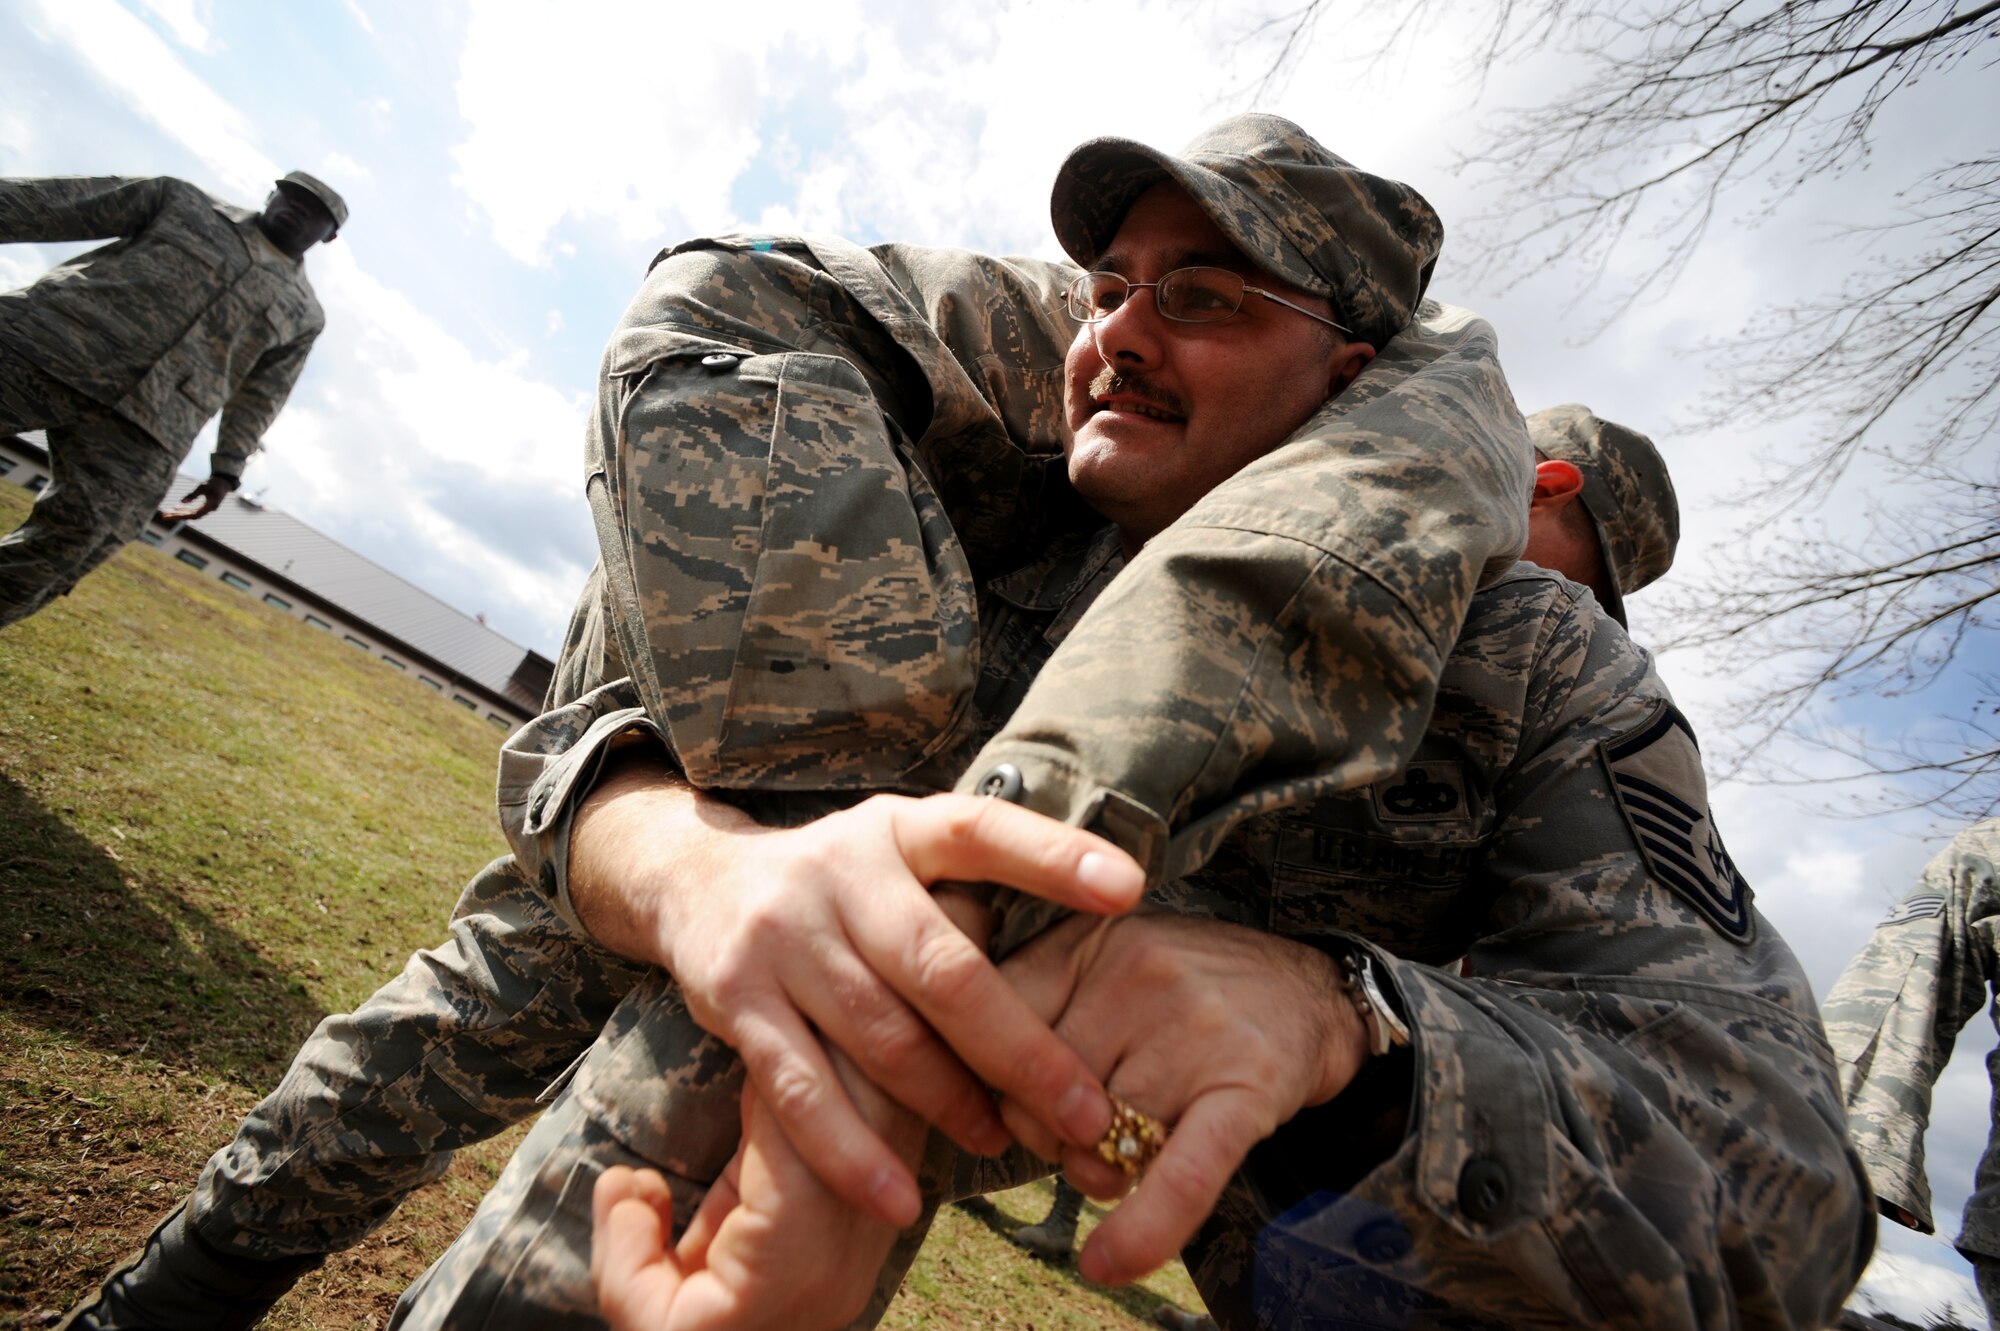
[1152,1307,1220,1331]
[1007,1180,1083,1260]
[55,1204,322,1331]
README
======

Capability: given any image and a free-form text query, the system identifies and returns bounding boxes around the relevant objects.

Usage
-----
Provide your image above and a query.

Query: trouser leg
[1008,1177,1084,1258]
[65,858,643,1329]
[388,1014,1051,1331]
[188,856,645,1260]
[0,410,177,627]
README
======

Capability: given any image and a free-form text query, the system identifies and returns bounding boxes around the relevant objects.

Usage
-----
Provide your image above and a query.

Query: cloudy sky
[2,0,1992,1320]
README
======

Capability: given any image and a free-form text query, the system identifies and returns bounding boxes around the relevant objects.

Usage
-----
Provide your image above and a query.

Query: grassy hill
[0,485,1202,1329]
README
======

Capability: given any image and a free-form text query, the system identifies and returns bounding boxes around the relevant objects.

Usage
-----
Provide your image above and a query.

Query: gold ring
[1096,1095,1169,1176]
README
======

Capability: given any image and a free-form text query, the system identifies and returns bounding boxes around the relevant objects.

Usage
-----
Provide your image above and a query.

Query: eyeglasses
[1065,266,1352,336]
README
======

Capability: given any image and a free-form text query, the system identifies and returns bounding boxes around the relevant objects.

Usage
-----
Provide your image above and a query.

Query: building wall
[0,439,525,729]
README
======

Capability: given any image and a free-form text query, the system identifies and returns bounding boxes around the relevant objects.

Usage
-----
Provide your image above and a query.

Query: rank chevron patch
[1882,893,1947,925]
[1602,703,1755,943]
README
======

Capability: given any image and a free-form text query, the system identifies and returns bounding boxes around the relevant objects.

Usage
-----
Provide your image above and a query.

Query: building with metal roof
[1,433,552,728]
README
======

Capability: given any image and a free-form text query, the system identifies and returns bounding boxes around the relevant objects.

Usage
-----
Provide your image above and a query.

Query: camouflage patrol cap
[1049,113,1442,349]
[277,170,348,236]
[1527,404,1679,624]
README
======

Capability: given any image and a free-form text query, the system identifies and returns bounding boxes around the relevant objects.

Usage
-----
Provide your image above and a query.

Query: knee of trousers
[605,273,978,793]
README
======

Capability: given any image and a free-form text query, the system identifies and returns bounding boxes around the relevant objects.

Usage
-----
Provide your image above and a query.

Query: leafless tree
[1227,0,2000,818]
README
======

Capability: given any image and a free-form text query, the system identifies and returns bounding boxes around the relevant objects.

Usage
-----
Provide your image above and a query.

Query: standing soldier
[0,169,343,625]
[1823,817,2000,1324]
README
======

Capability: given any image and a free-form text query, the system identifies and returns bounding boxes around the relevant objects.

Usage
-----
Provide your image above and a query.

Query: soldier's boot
[1007,1180,1083,1260]
[1151,1307,1219,1331]
[56,1204,323,1331]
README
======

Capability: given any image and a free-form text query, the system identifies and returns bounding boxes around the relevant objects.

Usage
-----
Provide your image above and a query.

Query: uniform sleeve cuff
[496,690,662,933]
[955,742,1170,881]
[955,744,1171,960]
[1379,958,1558,1240]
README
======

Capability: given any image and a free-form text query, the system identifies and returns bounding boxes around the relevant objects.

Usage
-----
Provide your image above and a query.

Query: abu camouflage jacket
[1823,818,2000,1259]
[0,175,324,477]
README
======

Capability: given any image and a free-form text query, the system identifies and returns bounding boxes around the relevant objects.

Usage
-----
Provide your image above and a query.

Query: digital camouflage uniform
[1822,818,2000,1319]
[390,562,1870,1331]
[0,175,323,624]
[89,114,1525,1331]
[69,118,1861,1330]
[384,128,1862,1326]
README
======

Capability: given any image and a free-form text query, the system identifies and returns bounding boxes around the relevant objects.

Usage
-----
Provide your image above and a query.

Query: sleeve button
[974,763,1025,803]
[1353,1216,1412,1264]
[1457,1156,1511,1223]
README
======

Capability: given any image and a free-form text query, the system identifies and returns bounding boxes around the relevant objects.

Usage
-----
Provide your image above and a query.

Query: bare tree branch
[1228,0,2000,818]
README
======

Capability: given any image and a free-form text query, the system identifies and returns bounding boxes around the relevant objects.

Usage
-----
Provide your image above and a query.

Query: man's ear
[1531,459,1585,510]
[1328,343,1376,397]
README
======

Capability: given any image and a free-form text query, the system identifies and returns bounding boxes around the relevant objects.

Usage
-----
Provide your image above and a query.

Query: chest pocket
[1268,758,1491,964]
[195,265,291,394]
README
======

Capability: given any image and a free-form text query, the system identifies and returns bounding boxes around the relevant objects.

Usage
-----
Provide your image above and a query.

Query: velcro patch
[1371,761,1470,823]
[1603,704,1754,942]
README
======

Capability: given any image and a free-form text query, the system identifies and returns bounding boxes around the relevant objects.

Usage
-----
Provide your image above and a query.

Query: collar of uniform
[987,524,1124,624]
[220,201,304,267]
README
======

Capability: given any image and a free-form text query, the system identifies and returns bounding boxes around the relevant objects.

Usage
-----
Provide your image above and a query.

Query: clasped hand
[589,800,1377,1330]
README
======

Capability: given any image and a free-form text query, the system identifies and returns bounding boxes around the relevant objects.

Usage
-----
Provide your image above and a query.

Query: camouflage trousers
[182,857,645,1261]
[384,1015,1059,1331]
[0,344,180,627]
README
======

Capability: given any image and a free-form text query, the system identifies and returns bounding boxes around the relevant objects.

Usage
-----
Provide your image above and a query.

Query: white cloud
[341,0,375,37]
[252,244,596,638]
[318,151,372,187]
[133,0,213,52]
[1852,1244,1986,1327]
[14,0,596,646]
[451,0,866,264]
[23,0,269,196]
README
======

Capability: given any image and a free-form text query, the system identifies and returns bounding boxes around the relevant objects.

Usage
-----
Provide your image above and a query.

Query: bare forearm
[567,748,767,967]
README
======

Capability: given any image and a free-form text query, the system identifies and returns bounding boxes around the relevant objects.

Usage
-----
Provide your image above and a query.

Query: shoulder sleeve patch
[1601,703,1755,943]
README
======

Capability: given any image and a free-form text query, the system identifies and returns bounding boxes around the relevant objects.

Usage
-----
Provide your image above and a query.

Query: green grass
[0,485,1203,1329]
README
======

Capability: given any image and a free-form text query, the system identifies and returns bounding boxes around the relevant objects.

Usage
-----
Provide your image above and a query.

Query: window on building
[343,634,369,650]
[487,713,510,728]
[0,456,14,476]
[453,695,477,710]
[418,676,443,691]
[263,593,292,611]
[220,572,252,592]
[136,530,164,547]
[176,550,208,570]
[26,475,49,492]
[381,656,406,670]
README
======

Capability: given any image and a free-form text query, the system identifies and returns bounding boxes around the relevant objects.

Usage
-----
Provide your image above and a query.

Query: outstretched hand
[157,476,233,522]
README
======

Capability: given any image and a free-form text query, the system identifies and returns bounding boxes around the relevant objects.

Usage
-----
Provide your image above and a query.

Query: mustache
[1087,366,1185,417]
